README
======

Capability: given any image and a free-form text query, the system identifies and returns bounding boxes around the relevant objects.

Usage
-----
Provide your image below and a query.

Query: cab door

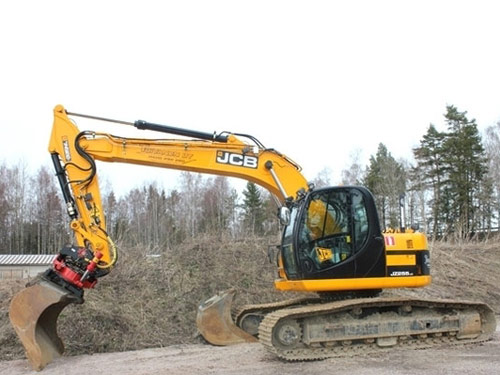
[286,186,385,280]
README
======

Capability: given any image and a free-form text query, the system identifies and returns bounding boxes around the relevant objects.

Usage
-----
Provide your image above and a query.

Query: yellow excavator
[9,105,496,371]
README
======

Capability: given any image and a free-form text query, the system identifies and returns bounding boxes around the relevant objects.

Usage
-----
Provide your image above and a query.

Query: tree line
[0,165,277,254]
[1,104,499,254]
[344,105,500,239]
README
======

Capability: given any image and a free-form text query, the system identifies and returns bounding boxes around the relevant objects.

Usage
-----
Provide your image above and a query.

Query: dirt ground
[1,328,499,375]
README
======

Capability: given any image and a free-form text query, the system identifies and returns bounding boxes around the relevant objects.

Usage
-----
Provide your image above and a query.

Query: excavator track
[258,297,497,361]
[232,290,381,337]
[232,296,321,337]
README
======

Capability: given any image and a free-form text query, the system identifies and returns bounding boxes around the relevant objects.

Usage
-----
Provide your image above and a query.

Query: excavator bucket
[196,289,257,345]
[9,280,82,371]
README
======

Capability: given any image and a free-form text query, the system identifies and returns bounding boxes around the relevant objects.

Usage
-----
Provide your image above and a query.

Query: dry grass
[0,279,26,360]
[1,236,499,361]
[388,240,500,307]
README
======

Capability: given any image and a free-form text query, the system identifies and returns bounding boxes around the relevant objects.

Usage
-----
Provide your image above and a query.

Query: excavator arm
[47,104,308,270]
[10,105,310,370]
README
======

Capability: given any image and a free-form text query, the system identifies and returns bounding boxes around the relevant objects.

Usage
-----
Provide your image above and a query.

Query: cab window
[297,188,369,272]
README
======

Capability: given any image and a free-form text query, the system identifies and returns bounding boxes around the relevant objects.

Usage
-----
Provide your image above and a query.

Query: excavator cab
[280,186,385,282]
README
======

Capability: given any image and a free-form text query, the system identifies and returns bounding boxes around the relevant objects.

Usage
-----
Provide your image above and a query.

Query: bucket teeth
[196,289,257,345]
[9,280,81,371]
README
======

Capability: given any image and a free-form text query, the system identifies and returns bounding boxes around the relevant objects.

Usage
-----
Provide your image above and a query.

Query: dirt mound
[1,237,499,361]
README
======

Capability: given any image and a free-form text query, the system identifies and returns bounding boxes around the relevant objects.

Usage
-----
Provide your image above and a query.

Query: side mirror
[278,207,290,226]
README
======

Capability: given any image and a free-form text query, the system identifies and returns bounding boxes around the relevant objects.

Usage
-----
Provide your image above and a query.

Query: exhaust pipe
[9,280,82,371]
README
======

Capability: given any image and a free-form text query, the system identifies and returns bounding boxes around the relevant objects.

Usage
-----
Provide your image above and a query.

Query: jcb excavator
[9,105,496,371]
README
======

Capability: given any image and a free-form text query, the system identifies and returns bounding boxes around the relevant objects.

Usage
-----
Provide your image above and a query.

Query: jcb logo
[216,151,258,169]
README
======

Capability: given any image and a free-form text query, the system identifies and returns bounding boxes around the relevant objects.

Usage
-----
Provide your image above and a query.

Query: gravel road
[2,328,499,375]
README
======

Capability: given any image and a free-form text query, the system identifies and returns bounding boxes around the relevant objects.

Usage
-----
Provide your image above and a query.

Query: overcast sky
[1,1,499,196]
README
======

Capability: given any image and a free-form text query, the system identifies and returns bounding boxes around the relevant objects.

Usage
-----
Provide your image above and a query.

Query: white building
[0,254,56,280]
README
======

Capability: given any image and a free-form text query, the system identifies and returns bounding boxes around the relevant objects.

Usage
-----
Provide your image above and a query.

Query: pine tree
[442,105,488,236]
[364,143,406,228]
[413,124,447,238]
[241,181,265,235]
